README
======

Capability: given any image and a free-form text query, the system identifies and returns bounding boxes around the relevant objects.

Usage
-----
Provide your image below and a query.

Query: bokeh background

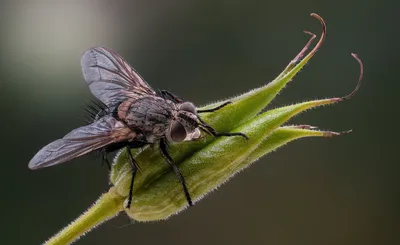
[0,0,398,244]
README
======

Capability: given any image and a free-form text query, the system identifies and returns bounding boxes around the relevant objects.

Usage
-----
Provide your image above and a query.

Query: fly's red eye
[180,102,196,114]
[170,121,187,142]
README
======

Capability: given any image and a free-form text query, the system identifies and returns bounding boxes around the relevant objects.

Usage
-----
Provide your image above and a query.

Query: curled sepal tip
[278,13,326,79]
[330,53,363,102]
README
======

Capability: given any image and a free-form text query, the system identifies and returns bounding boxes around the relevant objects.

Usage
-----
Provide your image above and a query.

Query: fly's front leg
[197,115,248,140]
[126,145,138,209]
[159,138,193,206]
[196,101,231,113]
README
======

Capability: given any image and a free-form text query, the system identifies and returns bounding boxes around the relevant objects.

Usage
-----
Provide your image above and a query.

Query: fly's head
[167,102,202,143]
[167,101,245,143]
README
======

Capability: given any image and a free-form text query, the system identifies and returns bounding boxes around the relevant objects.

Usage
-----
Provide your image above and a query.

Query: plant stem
[45,187,125,245]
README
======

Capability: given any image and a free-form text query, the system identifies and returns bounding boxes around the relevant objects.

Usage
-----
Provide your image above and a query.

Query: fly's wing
[29,116,134,170]
[81,47,156,106]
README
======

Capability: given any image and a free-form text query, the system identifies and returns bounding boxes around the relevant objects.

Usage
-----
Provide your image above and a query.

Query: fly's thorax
[117,97,201,143]
[118,96,176,142]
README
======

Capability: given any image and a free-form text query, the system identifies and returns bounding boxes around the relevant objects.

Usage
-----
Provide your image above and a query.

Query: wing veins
[82,47,156,106]
[89,64,132,87]
[93,48,134,84]
[101,47,143,83]
[100,47,154,94]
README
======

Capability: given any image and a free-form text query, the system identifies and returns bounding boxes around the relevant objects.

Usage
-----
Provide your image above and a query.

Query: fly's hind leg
[126,145,138,209]
[159,138,193,206]
[102,153,111,170]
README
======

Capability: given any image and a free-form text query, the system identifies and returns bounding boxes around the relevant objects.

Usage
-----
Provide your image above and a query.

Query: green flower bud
[44,13,363,245]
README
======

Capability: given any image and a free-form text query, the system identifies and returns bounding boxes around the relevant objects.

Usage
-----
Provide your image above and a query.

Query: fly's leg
[196,101,248,139]
[102,153,111,170]
[159,138,193,206]
[210,131,249,139]
[197,115,249,140]
[200,125,248,140]
[196,101,232,113]
[160,90,183,103]
[126,146,138,209]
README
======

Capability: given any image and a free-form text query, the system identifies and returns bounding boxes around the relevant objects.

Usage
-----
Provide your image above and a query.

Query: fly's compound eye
[170,121,187,142]
[179,102,196,114]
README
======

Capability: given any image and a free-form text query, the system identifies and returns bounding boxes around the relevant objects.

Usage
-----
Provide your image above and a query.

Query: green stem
[44,187,125,245]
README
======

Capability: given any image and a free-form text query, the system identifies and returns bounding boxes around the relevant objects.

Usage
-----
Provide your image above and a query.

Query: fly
[29,47,248,208]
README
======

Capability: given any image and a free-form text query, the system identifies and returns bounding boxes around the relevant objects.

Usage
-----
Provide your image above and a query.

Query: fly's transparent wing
[29,116,134,170]
[81,47,155,106]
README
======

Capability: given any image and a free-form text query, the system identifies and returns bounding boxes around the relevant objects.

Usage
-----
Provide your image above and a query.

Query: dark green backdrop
[0,1,398,244]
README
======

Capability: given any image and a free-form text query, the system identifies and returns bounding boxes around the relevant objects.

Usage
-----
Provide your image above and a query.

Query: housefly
[29,47,248,208]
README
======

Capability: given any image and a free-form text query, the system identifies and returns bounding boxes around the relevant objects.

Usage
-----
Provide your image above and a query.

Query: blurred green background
[0,0,398,244]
